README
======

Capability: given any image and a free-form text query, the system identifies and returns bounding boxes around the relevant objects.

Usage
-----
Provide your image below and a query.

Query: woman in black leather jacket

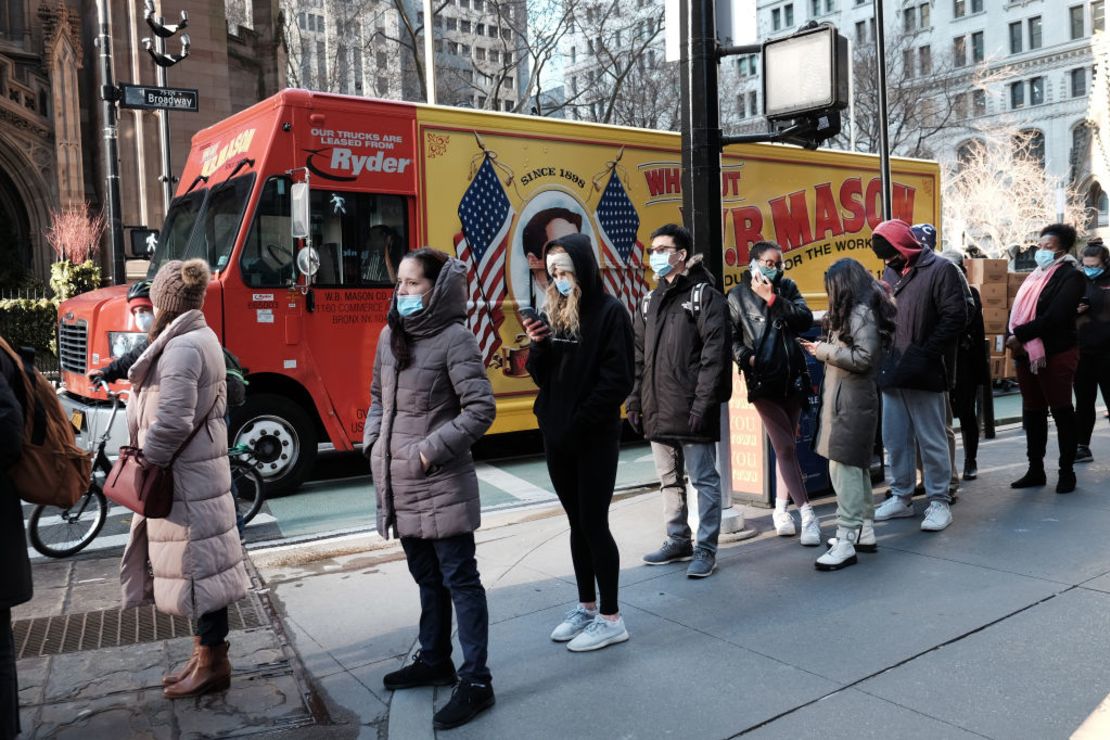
[727,241,816,544]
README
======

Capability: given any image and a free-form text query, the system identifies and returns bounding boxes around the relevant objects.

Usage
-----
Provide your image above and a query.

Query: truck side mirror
[290,182,310,239]
[127,228,159,259]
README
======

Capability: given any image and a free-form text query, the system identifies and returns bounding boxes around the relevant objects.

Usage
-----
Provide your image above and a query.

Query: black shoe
[383,651,457,691]
[433,678,495,730]
[1076,445,1094,464]
[1010,469,1047,489]
[1056,470,1077,494]
[962,461,978,481]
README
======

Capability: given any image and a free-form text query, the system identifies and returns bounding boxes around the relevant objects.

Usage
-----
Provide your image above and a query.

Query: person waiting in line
[120,259,249,699]
[802,258,895,570]
[1007,224,1086,494]
[728,241,819,545]
[0,337,31,740]
[938,248,989,481]
[365,248,497,730]
[870,219,967,532]
[626,224,732,579]
[523,233,634,652]
[1075,240,1110,464]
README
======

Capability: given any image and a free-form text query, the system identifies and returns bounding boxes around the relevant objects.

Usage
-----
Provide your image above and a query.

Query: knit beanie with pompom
[150,258,210,314]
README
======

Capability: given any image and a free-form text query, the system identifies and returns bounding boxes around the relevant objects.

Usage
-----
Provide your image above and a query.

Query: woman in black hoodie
[1075,240,1110,463]
[524,233,634,653]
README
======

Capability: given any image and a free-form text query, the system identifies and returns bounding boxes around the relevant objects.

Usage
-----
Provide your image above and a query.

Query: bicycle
[29,382,266,558]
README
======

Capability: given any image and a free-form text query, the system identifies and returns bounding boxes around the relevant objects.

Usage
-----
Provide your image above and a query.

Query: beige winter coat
[120,310,248,618]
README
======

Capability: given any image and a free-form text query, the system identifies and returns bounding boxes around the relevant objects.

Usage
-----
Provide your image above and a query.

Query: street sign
[118,84,198,112]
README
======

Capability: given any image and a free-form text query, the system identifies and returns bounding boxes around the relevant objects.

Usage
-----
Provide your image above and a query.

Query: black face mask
[887,256,907,273]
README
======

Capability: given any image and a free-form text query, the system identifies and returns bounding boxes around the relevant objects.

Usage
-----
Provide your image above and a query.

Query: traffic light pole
[96,0,126,285]
[155,33,174,210]
[873,0,893,220]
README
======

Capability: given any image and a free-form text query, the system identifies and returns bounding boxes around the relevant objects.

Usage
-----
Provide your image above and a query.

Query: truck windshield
[148,173,256,275]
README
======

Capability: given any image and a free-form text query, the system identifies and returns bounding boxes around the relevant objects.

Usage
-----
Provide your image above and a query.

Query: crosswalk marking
[474,463,556,503]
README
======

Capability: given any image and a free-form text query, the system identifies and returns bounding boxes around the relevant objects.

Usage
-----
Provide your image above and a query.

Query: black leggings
[1,608,18,740]
[1075,352,1110,446]
[544,430,622,616]
[195,607,229,647]
[951,383,980,464]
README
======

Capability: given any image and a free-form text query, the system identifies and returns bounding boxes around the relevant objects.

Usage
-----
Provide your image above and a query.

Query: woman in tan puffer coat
[363,248,497,730]
[119,258,248,700]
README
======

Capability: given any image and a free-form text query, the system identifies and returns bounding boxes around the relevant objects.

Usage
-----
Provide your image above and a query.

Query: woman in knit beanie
[120,257,249,699]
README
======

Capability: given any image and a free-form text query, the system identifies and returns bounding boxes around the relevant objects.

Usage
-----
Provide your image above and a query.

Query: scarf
[1008,256,1070,373]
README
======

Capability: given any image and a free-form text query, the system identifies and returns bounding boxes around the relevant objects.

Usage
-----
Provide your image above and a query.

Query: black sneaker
[962,461,978,481]
[1076,445,1094,464]
[1057,470,1077,494]
[433,679,495,730]
[383,651,457,691]
[1010,469,1047,489]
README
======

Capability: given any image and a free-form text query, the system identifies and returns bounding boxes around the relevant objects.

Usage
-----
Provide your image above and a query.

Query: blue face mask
[1084,266,1105,279]
[759,265,781,281]
[1034,249,1057,269]
[554,277,574,297]
[649,251,674,278]
[396,293,426,317]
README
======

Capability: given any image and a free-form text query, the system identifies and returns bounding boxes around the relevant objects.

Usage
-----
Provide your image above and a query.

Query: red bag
[103,398,219,519]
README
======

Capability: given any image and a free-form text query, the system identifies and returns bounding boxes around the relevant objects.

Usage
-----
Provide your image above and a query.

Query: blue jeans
[400,533,491,683]
[650,441,723,555]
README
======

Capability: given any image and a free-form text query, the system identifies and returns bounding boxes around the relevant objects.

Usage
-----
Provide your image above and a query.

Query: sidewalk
[259,421,1110,739]
[13,552,328,738]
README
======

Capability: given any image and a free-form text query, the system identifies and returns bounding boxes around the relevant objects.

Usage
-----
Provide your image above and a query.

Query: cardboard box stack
[966,258,1016,382]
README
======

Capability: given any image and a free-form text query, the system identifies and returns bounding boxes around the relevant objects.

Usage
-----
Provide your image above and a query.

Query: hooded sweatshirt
[873,219,968,392]
[526,233,635,446]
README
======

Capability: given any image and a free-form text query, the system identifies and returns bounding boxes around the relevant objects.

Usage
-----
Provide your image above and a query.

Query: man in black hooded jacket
[627,224,732,578]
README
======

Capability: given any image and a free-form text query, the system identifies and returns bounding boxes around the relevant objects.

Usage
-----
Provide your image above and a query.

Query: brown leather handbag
[103,398,220,519]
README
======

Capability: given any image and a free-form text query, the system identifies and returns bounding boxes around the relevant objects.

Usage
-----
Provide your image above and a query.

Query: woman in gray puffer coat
[120,259,248,700]
[363,248,497,731]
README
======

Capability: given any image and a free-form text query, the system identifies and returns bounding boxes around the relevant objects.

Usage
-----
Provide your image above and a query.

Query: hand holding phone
[521,307,550,342]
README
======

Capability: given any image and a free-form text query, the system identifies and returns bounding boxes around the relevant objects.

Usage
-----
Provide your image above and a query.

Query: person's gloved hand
[688,413,705,434]
[627,411,642,435]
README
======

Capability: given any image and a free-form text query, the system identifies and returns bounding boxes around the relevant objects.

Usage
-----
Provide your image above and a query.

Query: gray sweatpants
[882,388,952,503]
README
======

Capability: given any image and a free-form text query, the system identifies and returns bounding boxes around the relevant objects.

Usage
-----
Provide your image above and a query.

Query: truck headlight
[108,331,147,358]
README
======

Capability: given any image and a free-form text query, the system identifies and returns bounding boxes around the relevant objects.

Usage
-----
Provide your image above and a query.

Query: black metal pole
[155,32,174,212]
[681,0,723,279]
[96,0,126,284]
[873,0,892,220]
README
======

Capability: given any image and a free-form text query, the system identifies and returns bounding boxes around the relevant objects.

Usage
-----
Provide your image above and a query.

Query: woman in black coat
[0,342,31,740]
[1075,241,1110,463]
[524,233,635,654]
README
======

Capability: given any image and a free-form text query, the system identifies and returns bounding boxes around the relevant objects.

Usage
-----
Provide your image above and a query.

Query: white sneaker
[550,605,597,642]
[772,509,796,536]
[799,507,821,547]
[874,496,914,521]
[815,527,858,571]
[566,615,629,652]
[920,501,952,532]
[827,520,877,552]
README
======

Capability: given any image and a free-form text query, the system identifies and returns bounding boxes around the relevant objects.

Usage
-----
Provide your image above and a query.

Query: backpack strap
[688,283,706,319]
[166,395,222,467]
[640,291,653,319]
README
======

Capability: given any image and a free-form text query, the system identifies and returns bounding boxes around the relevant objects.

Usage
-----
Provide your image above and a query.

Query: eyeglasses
[755,259,783,269]
[647,246,677,256]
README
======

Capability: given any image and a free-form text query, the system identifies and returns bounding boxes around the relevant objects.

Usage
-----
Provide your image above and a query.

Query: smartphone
[749,260,766,282]
[520,306,546,325]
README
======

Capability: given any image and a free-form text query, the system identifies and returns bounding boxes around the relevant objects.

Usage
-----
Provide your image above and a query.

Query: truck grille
[58,320,88,374]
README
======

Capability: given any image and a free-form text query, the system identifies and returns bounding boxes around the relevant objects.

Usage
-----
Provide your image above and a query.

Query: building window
[1096,1,1106,31]
[490,48,499,62]
[903,48,914,77]
[919,45,931,75]
[1071,5,1086,39]
[1015,129,1046,168]
[376,51,387,68]
[772,7,782,30]
[738,93,746,118]
[810,0,820,16]
[904,5,915,32]
[460,20,471,33]
[569,46,575,64]
[953,0,965,18]
[953,36,967,67]
[1028,16,1042,50]
[749,90,758,116]
[785,3,794,26]
[919,3,930,28]
[971,30,984,62]
[1010,81,1024,108]
[446,17,457,30]
[856,20,867,43]
[504,51,512,64]
[954,91,968,119]
[971,0,982,11]
[972,88,986,116]
[1072,68,1087,97]
[1009,22,1022,54]
[1030,76,1044,105]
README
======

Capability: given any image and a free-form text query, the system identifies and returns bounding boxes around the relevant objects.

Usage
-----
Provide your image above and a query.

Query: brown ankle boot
[162,636,202,687]
[163,642,231,699]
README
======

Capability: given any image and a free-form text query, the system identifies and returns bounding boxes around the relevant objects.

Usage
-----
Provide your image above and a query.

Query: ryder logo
[200,128,256,178]
[304,147,413,181]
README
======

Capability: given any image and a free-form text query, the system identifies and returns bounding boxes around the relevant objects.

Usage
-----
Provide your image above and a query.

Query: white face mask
[134,310,154,332]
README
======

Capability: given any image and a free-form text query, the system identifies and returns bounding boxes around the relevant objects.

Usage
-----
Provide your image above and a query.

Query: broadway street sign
[118,84,199,112]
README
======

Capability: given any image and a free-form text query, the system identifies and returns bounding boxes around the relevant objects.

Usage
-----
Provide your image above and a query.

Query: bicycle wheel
[29,487,109,558]
[230,461,265,525]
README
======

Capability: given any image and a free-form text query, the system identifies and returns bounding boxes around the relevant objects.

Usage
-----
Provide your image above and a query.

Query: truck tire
[230,394,318,497]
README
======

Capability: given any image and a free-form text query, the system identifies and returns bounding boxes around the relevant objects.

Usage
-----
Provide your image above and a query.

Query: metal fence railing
[0,288,53,301]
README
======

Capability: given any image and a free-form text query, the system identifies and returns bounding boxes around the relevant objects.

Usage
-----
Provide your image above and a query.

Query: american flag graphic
[454,156,513,366]
[595,170,649,315]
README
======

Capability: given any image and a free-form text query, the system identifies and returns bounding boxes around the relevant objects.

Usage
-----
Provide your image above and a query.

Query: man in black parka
[627,224,732,578]
[0,339,31,739]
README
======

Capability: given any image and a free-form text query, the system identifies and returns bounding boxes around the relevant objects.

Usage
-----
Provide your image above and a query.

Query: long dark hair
[388,247,448,370]
[823,258,896,349]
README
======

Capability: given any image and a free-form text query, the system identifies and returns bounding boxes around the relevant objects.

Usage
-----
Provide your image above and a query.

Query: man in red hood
[870,219,968,533]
